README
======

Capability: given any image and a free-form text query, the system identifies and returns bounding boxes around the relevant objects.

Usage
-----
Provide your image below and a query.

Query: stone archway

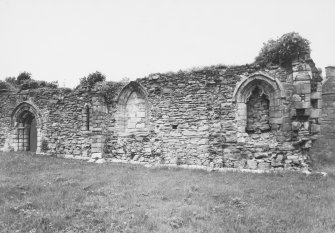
[16,111,37,151]
[116,81,149,136]
[233,72,284,133]
[11,102,42,152]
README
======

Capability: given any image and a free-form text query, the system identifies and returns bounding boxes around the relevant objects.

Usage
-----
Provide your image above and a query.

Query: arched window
[116,82,148,135]
[233,72,284,133]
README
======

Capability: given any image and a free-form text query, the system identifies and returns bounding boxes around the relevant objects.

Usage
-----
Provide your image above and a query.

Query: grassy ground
[1,152,335,233]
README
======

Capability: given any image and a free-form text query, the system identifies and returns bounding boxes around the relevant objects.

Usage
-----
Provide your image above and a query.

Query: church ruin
[0,57,334,171]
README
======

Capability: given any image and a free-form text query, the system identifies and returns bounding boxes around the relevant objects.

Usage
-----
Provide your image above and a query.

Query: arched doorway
[11,102,41,152]
[17,110,37,152]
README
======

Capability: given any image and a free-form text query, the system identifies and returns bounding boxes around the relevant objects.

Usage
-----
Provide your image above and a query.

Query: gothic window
[116,82,148,135]
[233,73,284,133]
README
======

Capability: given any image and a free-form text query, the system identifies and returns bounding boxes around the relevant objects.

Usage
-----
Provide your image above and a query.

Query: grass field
[1,152,335,233]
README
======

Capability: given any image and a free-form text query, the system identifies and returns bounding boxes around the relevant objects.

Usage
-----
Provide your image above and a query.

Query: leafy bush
[17,71,31,84]
[20,80,58,90]
[255,32,311,67]
[80,71,106,88]
[0,81,10,90]
[100,81,124,104]
[4,73,58,90]
[5,77,17,86]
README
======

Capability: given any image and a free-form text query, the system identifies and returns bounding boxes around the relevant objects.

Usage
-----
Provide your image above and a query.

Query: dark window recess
[293,109,309,122]
[172,124,178,129]
[86,105,90,131]
[311,99,318,108]
[296,109,305,117]
[311,81,318,92]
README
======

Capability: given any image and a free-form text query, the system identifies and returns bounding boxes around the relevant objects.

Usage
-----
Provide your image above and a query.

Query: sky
[0,0,334,88]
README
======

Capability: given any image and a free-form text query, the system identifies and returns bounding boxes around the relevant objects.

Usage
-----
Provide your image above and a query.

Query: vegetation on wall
[20,80,58,90]
[80,71,106,89]
[100,81,127,104]
[0,81,12,90]
[3,72,58,91]
[16,71,32,84]
[255,32,311,67]
[101,82,119,103]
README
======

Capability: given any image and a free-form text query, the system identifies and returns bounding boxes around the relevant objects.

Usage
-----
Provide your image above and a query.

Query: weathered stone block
[246,160,257,169]
[311,92,321,99]
[293,71,311,81]
[254,152,268,159]
[294,101,311,109]
[64,154,74,159]
[291,121,301,131]
[310,109,320,118]
[311,124,321,133]
[95,158,106,164]
[92,153,102,159]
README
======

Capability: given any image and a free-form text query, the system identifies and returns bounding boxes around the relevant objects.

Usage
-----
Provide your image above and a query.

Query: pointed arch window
[233,73,284,133]
[116,82,149,135]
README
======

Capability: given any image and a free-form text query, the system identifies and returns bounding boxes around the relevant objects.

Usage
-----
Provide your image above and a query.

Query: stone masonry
[0,57,330,171]
[310,66,335,163]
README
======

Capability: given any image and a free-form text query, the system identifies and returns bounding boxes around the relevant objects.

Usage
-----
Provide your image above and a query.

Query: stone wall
[310,66,335,163]
[246,86,270,133]
[0,87,107,157]
[0,59,326,171]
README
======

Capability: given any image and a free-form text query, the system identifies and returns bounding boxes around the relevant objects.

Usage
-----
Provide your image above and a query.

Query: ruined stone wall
[310,66,335,163]
[104,61,322,170]
[0,87,108,157]
[0,59,324,171]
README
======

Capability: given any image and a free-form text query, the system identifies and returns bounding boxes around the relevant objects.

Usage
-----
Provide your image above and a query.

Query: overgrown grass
[1,152,335,233]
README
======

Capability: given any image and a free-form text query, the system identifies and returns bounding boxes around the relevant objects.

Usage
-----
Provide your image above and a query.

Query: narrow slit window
[86,105,90,131]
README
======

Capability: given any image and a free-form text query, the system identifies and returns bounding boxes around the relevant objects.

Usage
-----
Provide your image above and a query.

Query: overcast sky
[1,0,334,88]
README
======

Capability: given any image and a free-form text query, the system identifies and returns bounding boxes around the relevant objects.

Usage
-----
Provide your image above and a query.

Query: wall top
[325,66,335,78]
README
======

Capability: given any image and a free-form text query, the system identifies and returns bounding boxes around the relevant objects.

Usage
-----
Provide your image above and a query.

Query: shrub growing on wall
[0,81,11,90]
[255,32,311,67]
[80,71,106,88]
[100,81,125,104]
[4,73,58,90]
[17,71,32,84]
[20,80,58,90]
[5,77,17,86]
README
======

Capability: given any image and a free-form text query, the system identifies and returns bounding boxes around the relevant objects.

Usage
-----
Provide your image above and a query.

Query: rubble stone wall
[0,88,103,156]
[246,87,270,133]
[0,59,326,171]
[310,66,335,163]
